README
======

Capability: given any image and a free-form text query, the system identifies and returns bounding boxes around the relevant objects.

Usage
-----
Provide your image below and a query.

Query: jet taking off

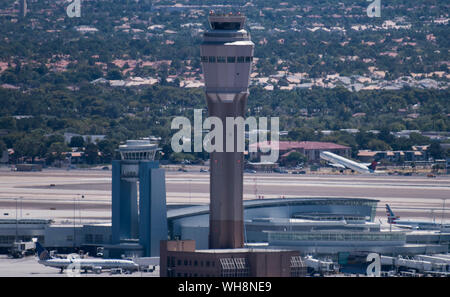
[35,242,139,274]
[320,151,380,174]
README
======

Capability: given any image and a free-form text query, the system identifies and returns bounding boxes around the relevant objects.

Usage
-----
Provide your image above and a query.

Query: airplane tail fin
[368,161,378,171]
[35,242,51,260]
[385,204,399,224]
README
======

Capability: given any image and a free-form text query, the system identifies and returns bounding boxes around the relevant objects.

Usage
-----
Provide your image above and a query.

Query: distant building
[249,141,351,163]
[357,147,429,163]
[0,149,8,163]
[392,130,420,138]
[63,133,106,144]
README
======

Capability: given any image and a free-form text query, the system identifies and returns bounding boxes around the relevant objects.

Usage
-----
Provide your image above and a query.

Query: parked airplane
[320,151,380,174]
[35,242,139,274]
[385,204,450,230]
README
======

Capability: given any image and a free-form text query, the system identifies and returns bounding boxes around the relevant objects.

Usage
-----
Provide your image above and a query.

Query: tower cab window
[237,56,245,63]
[227,56,236,63]
[209,56,216,63]
[211,22,241,30]
[217,56,226,63]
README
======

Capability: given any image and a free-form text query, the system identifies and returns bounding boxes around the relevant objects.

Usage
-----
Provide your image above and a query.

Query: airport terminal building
[1,197,449,258]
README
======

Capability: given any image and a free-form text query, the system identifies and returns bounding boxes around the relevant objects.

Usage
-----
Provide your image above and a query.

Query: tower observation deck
[200,12,254,249]
[117,137,160,181]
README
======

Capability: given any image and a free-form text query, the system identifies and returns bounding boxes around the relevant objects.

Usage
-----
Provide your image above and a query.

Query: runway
[0,168,449,223]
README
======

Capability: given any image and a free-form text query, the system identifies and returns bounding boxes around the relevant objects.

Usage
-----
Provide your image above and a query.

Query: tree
[84,143,99,164]
[367,139,392,151]
[106,70,123,80]
[46,142,70,164]
[69,136,85,148]
[169,152,194,164]
[97,139,116,163]
[428,142,443,160]
[281,151,307,167]
[12,136,46,162]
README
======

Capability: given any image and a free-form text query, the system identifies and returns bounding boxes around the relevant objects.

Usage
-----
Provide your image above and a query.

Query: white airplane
[35,242,139,274]
[385,204,450,231]
[320,151,382,174]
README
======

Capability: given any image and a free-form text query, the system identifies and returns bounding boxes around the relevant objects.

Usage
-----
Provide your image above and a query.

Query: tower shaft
[207,92,248,249]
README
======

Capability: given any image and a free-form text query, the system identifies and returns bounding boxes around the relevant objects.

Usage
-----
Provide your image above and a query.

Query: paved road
[0,169,449,222]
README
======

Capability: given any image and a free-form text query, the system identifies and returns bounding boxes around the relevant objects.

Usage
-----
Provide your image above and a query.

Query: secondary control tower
[200,12,254,249]
[111,137,167,257]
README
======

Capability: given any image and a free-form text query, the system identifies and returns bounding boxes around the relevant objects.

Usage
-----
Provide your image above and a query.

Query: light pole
[189,179,191,204]
[79,194,84,226]
[19,197,23,218]
[15,198,18,242]
[73,195,76,249]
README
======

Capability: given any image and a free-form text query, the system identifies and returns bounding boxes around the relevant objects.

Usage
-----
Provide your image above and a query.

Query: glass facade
[201,56,253,64]
[268,231,406,242]
[121,150,157,160]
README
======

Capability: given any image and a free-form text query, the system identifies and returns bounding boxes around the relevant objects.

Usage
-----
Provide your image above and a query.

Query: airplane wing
[393,224,418,230]
[329,163,346,169]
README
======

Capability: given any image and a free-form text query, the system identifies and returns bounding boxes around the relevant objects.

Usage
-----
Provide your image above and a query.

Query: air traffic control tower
[201,13,254,249]
[160,14,305,277]
[111,138,167,257]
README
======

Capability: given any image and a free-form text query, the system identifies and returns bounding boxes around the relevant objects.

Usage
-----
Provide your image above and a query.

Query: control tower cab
[118,138,160,182]
[201,13,254,94]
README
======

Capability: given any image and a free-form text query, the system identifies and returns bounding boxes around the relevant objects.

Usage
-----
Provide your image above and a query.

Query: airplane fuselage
[38,258,139,272]
[320,151,372,174]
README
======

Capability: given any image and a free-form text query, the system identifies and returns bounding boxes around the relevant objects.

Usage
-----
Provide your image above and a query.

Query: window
[245,56,253,62]
[206,261,210,267]
[94,234,103,243]
[85,234,93,243]
[227,56,236,63]
[208,56,216,63]
[237,56,245,63]
[201,56,208,63]
[211,22,241,30]
[177,259,181,266]
[184,260,188,266]
[217,56,226,63]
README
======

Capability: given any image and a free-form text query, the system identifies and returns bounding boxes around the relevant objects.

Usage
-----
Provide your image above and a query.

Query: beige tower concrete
[200,13,254,249]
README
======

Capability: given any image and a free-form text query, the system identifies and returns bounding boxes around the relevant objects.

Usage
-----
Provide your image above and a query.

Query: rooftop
[195,248,293,254]
[250,141,351,151]
[208,12,246,30]
[167,197,379,220]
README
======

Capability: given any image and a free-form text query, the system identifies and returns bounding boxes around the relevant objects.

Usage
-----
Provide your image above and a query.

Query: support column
[139,161,168,256]
[207,92,248,249]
